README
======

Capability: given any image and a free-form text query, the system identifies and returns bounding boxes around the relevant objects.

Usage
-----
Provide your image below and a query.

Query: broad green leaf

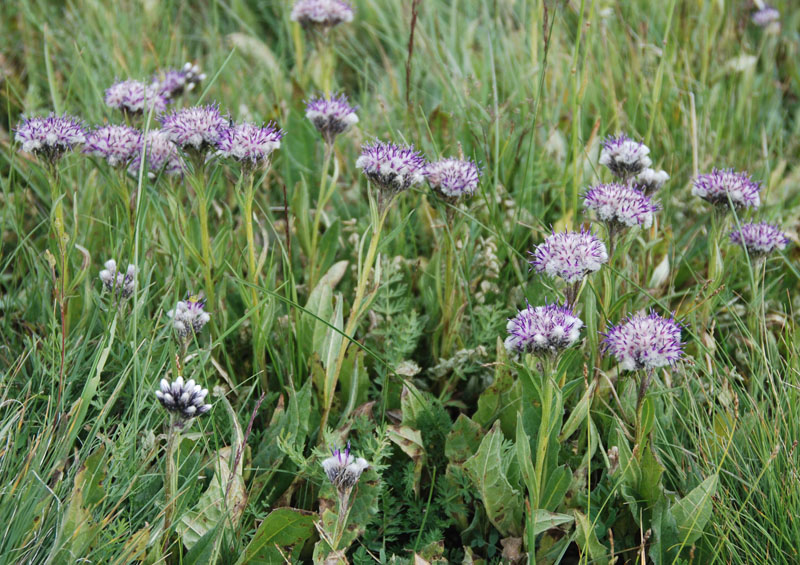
[322,293,344,402]
[236,508,316,564]
[387,425,427,496]
[648,497,680,565]
[445,414,483,465]
[515,412,536,496]
[301,260,348,358]
[670,473,718,546]
[640,445,665,507]
[473,339,520,437]
[531,510,574,536]
[540,465,571,513]
[572,510,608,565]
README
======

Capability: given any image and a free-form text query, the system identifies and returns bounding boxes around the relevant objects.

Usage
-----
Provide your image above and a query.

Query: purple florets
[424,157,481,200]
[730,222,788,258]
[692,169,761,210]
[584,183,659,229]
[167,293,211,340]
[216,122,284,166]
[599,134,652,179]
[105,79,167,115]
[14,113,87,162]
[602,311,683,372]
[153,62,206,100]
[504,301,583,356]
[129,129,184,178]
[155,376,212,420]
[290,0,354,28]
[752,6,780,28]
[321,442,369,494]
[356,140,426,195]
[160,104,229,154]
[83,125,142,167]
[530,228,609,283]
[305,94,358,144]
[635,168,670,195]
[98,259,137,299]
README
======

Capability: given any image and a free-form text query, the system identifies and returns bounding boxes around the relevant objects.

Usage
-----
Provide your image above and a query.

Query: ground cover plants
[1,0,800,563]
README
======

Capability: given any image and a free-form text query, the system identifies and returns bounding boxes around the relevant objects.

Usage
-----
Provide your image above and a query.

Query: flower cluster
[599,134,652,179]
[356,140,426,196]
[129,129,184,178]
[752,6,780,28]
[105,79,167,115]
[635,168,670,195]
[602,311,683,372]
[14,114,87,162]
[168,294,211,340]
[153,62,206,100]
[730,222,788,258]
[322,442,369,495]
[504,302,583,357]
[584,183,659,229]
[290,0,354,29]
[99,259,137,299]
[424,157,481,200]
[305,94,359,144]
[216,122,284,166]
[155,376,212,420]
[530,228,609,284]
[160,104,229,154]
[83,125,142,167]
[692,169,761,210]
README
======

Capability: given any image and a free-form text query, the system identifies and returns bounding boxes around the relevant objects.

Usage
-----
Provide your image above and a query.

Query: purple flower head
[153,62,206,100]
[752,6,780,28]
[424,157,481,200]
[504,301,583,357]
[167,293,211,341]
[602,311,683,372]
[290,0,354,29]
[599,134,652,179]
[692,169,761,210]
[356,140,426,196]
[321,441,369,494]
[99,259,137,299]
[83,125,142,167]
[105,79,167,115]
[216,122,284,166]
[305,93,358,144]
[160,104,229,154]
[635,168,670,196]
[584,183,659,229]
[14,113,87,163]
[128,129,184,178]
[530,228,609,283]
[730,222,788,258]
[155,376,212,421]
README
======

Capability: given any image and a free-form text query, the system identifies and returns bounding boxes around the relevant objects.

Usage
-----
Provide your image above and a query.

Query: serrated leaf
[236,507,316,564]
[670,473,718,546]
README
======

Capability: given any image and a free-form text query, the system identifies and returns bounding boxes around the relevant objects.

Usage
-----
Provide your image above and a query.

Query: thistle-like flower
[99,259,137,299]
[692,169,761,210]
[356,140,426,197]
[128,129,184,178]
[153,62,206,100]
[752,6,780,28]
[290,0,354,29]
[305,94,358,145]
[584,183,659,229]
[14,113,87,163]
[105,79,167,115]
[424,157,481,200]
[83,125,142,167]
[599,134,652,179]
[504,301,583,357]
[635,168,670,195]
[730,222,788,258]
[322,442,369,496]
[160,104,229,156]
[167,294,211,340]
[216,122,284,167]
[155,376,212,420]
[530,228,609,284]
[602,311,683,372]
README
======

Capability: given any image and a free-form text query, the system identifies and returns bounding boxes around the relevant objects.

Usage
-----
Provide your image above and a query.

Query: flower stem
[162,418,181,551]
[308,145,334,289]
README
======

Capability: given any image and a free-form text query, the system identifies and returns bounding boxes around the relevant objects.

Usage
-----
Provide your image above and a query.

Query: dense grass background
[1,0,800,563]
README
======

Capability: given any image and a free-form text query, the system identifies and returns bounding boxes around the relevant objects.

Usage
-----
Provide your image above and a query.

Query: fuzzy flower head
[155,376,211,421]
[635,168,670,195]
[504,301,583,357]
[14,113,87,163]
[584,183,659,229]
[99,259,137,299]
[752,6,780,28]
[321,442,369,495]
[730,222,788,258]
[599,134,652,179]
[305,94,358,144]
[356,140,426,196]
[424,157,481,200]
[216,122,284,167]
[531,228,609,284]
[128,129,184,178]
[153,62,206,100]
[290,0,354,29]
[160,104,229,155]
[105,79,167,115]
[167,293,211,340]
[83,125,142,167]
[602,311,683,372]
[692,169,761,210]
